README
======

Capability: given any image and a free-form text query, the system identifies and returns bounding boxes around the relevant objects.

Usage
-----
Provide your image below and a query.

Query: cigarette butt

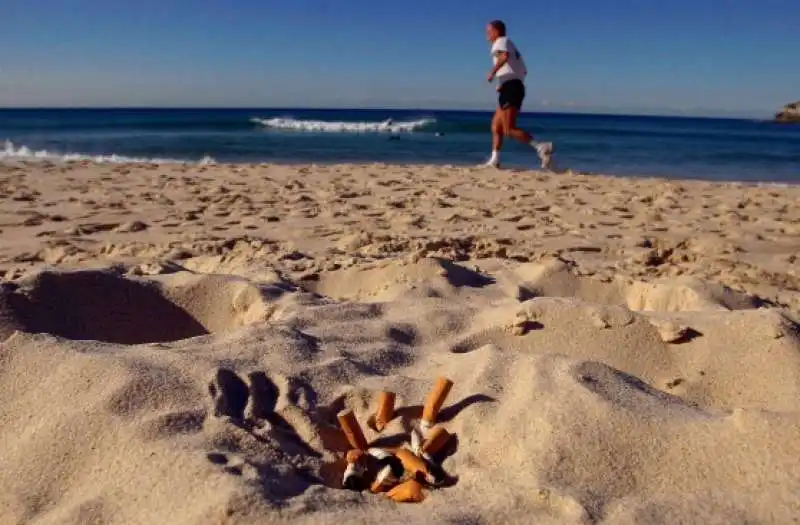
[410,426,424,455]
[386,479,426,503]
[374,391,396,432]
[342,462,364,491]
[369,448,405,478]
[367,447,391,460]
[394,448,431,482]
[343,462,360,476]
[346,449,365,464]
[421,377,453,426]
[370,465,396,493]
[370,480,390,493]
[422,426,452,457]
[342,450,367,491]
[337,409,369,451]
[419,419,433,436]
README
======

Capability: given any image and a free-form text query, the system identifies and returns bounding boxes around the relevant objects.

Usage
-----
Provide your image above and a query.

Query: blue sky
[2,0,798,116]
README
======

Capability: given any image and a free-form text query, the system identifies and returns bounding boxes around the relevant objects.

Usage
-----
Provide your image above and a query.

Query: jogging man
[484,20,553,170]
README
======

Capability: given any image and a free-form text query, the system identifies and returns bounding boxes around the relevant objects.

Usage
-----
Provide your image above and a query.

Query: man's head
[486,20,506,42]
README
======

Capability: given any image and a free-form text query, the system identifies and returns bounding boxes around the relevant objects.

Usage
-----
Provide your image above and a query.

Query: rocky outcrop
[775,101,800,123]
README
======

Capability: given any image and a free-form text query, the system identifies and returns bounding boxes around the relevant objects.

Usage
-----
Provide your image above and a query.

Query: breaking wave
[0,140,215,165]
[250,116,435,133]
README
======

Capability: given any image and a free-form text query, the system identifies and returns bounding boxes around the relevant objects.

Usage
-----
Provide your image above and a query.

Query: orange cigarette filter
[370,466,396,493]
[394,448,430,479]
[386,479,426,503]
[370,479,390,493]
[367,448,399,493]
[422,426,452,456]
[421,377,453,426]
[374,391,396,432]
[346,449,365,464]
[337,409,369,451]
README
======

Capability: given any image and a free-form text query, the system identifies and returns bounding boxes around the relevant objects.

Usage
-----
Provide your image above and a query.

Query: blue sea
[1,108,798,183]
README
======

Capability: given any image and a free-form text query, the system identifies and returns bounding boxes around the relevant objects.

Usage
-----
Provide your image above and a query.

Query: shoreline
[3,158,798,186]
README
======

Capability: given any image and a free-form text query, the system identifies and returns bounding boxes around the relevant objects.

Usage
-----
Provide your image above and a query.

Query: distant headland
[775,101,800,123]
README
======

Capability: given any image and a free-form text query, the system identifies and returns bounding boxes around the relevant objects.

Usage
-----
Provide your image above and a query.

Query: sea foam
[251,116,434,133]
[1,140,213,165]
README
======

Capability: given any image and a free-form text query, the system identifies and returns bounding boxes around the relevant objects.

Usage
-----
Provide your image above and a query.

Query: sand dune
[1,160,800,524]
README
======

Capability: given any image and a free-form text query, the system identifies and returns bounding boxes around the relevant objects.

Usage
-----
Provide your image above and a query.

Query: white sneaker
[535,142,554,170]
[481,159,500,168]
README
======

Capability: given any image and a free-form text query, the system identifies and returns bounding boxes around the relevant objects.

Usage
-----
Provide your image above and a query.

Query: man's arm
[487,51,509,82]
[487,37,509,82]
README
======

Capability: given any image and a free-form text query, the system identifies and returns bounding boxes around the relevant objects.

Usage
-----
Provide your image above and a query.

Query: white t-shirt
[491,37,527,85]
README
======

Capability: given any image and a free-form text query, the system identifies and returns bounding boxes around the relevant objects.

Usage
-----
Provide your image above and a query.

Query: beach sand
[1,160,799,524]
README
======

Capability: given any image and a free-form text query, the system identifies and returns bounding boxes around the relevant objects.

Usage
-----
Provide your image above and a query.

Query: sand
[1,159,799,524]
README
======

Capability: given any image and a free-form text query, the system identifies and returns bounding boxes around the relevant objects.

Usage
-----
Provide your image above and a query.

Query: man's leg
[485,108,504,166]
[502,106,532,144]
[502,105,554,170]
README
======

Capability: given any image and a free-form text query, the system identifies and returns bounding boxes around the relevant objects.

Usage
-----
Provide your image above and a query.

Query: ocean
[1,108,798,183]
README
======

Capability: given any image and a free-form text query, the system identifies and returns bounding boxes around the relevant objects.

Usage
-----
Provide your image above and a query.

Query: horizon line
[0,105,771,121]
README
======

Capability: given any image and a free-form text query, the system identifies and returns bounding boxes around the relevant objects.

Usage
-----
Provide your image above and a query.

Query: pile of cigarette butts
[337,377,454,503]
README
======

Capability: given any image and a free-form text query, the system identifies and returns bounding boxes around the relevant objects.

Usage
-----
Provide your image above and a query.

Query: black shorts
[498,79,525,109]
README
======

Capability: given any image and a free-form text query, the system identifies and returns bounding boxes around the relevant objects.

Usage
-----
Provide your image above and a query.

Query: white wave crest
[250,116,434,133]
[1,140,213,165]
